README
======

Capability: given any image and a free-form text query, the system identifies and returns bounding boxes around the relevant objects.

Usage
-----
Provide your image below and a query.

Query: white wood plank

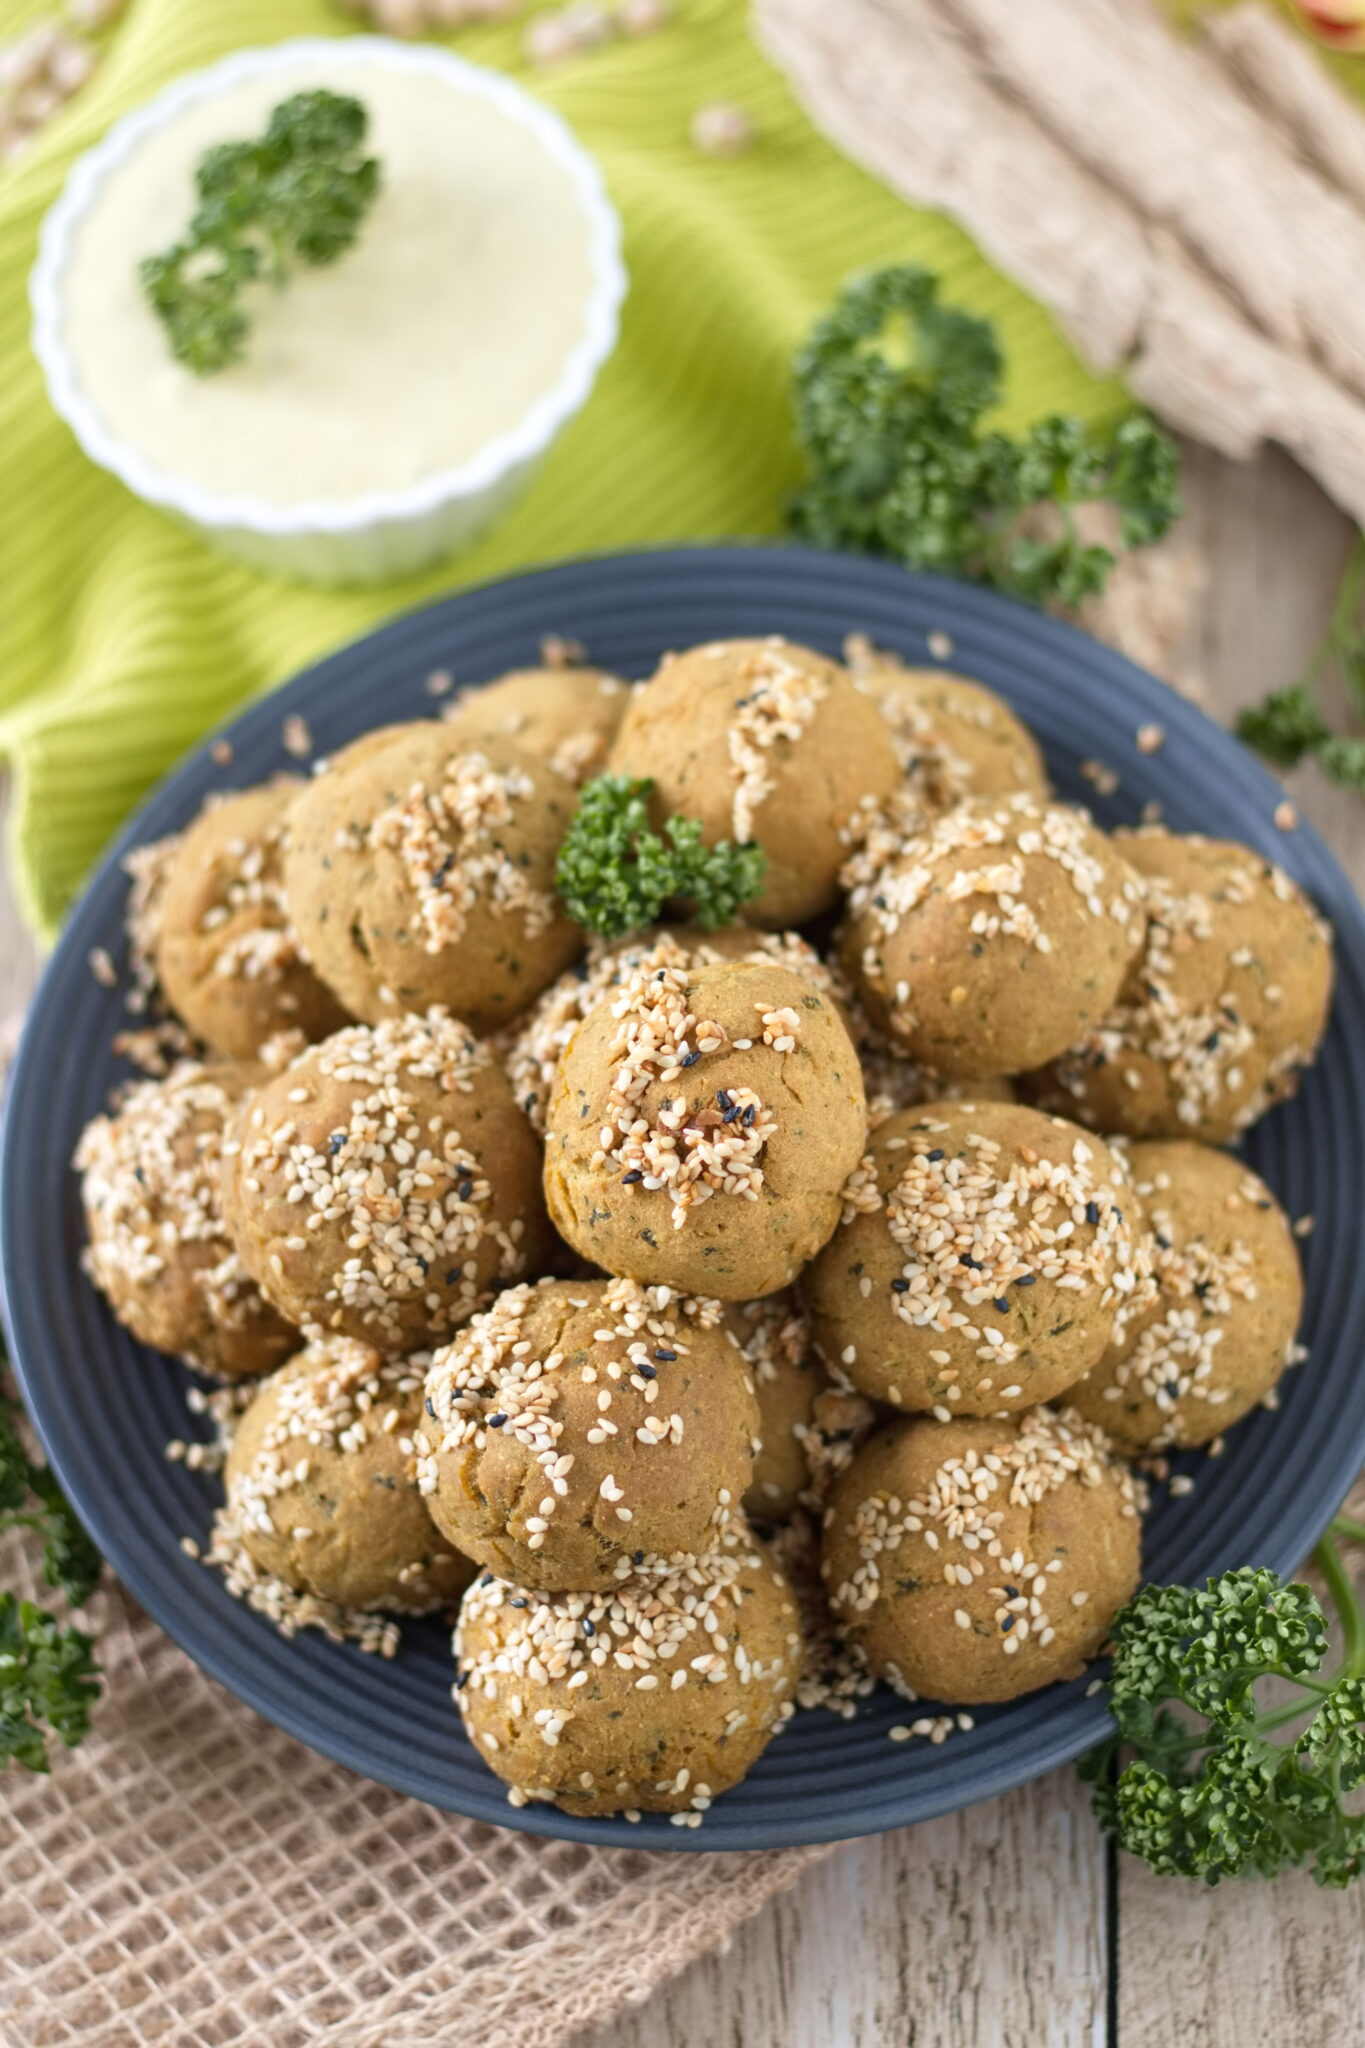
[582,1769,1108,2048]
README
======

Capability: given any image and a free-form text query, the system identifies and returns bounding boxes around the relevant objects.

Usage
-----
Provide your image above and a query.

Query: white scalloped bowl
[30,39,627,586]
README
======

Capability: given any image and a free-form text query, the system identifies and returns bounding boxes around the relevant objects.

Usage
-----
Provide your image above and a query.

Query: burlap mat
[0,1523,827,2048]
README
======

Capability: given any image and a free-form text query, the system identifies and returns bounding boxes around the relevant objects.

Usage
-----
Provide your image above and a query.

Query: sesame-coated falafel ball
[607,637,900,928]
[846,646,1049,809]
[440,666,632,787]
[1069,1141,1303,1453]
[284,722,582,1033]
[77,1057,296,1379]
[152,781,350,1059]
[821,1408,1141,1704]
[455,1521,802,1816]
[543,958,867,1300]
[220,1011,553,1350]
[839,794,1143,1079]
[803,1101,1149,1416]
[224,1337,473,1613]
[419,1278,759,1590]
[501,923,848,1135]
[1026,829,1335,1144]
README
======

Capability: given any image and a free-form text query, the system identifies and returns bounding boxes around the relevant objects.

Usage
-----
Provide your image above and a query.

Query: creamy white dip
[60,55,595,506]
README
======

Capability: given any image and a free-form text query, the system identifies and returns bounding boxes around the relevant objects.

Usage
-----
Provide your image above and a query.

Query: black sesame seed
[742,1104,757,1127]
[445,1268,460,1285]
[582,1618,595,1636]
[638,1362,658,1380]
[454,1670,468,1690]
[633,1550,645,1565]
[927,1148,945,1161]
[486,1412,507,1429]
[891,1279,909,1293]
[458,1178,474,1201]
[1004,1585,1019,1597]
[1085,1201,1101,1225]
[1155,1234,1172,1250]
[994,1297,1010,1313]
[510,1597,528,1609]
[960,1254,982,1270]
[1001,1616,1014,1631]
[680,1051,700,1068]
[328,1132,347,1155]
[479,1573,494,1587]
[1016,1273,1036,1287]
[654,1348,677,1362]
[622,1169,644,1184]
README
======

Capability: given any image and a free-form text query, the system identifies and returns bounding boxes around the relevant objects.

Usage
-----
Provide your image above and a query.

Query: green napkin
[0,0,1125,940]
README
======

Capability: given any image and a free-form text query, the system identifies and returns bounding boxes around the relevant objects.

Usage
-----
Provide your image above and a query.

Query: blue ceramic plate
[5,545,1365,1851]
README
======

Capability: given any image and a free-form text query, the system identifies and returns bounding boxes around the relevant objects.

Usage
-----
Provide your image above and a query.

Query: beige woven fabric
[0,1525,827,2048]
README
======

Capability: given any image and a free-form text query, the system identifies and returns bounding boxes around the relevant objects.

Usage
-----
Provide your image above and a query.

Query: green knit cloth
[0,0,1127,939]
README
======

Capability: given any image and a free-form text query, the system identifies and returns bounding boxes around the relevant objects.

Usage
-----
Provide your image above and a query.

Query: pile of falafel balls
[75,633,1334,1824]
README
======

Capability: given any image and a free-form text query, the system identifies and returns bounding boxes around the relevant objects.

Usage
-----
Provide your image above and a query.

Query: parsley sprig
[1,1370,102,1772]
[1238,537,1365,792]
[788,265,1181,607]
[1080,1522,1365,1887]
[140,89,381,376]
[556,775,766,939]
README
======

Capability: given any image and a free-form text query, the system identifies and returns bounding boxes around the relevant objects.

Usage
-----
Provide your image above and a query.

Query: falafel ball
[846,644,1049,809]
[224,1337,473,1612]
[455,1521,802,1815]
[859,1040,1016,1129]
[152,781,350,1059]
[441,666,631,786]
[1069,1141,1303,1452]
[544,957,867,1299]
[839,794,1143,1078]
[220,1010,553,1349]
[803,1101,1149,1416]
[419,1278,760,1590]
[1026,829,1335,1143]
[502,923,848,1135]
[77,1057,296,1378]
[607,637,900,927]
[822,1407,1141,1704]
[284,722,582,1032]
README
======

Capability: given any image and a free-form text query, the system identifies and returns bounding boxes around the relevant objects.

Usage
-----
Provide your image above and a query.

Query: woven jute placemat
[0,1519,827,2048]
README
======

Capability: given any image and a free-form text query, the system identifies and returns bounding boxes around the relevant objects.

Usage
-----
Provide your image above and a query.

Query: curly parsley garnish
[556,774,766,939]
[139,89,382,376]
[1,1372,101,1771]
[1079,1525,1365,1887]
[788,265,1181,607]
[1238,537,1365,793]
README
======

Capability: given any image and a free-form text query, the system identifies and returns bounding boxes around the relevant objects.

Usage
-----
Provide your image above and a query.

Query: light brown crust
[608,637,900,927]
[440,666,631,786]
[284,722,582,1032]
[821,1410,1140,1704]
[543,958,867,1298]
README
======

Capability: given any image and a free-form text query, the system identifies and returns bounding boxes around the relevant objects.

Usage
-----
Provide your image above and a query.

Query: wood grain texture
[2,443,1363,2048]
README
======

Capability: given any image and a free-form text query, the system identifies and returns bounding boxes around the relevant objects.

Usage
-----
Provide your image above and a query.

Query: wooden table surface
[3,442,1364,2048]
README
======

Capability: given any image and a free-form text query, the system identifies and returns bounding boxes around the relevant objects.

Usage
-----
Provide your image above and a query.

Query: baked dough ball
[152,781,349,1058]
[76,1058,296,1379]
[419,1278,759,1590]
[1069,1141,1303,1452]
[839,794,1143,1078]
[441,666,631,786]
[224,1338,472,1612]
[607,637,900,927]
[284,722,582,1032]
[544,958,867,1299]
[822,1408,1141,1704]
[1026,829,1335,1143]
[455,1522,802,1816]
[803,1102,1149,1416]
[846,646,1048,809]
[220,1011,553,1349]
[502,923,846,1134]
[726,1293,877,1523]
